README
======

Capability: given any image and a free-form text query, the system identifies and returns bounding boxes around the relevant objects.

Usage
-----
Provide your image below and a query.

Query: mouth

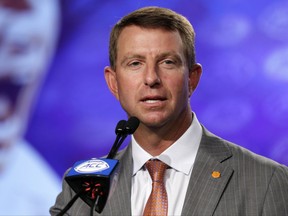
[0,76,24,121]
[140,96,167,104]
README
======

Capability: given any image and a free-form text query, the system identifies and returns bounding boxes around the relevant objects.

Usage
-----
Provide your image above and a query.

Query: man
[50,6,288,215]
[0,0,61,214]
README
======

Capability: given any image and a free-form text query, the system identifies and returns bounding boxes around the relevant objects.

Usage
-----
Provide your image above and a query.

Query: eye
[160,59,177,69]
[163,59,175,65]
[9,41,31,56]
[127,60,142,70]
[129,61,141,66]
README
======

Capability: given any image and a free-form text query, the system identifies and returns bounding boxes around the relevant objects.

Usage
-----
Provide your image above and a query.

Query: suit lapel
[181,127,234,216]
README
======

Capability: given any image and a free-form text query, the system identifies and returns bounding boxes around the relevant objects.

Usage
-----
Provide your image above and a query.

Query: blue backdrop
[25,0,288,177]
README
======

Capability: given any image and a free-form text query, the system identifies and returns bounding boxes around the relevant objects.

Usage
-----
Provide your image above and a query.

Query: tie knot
[145,159,168,183]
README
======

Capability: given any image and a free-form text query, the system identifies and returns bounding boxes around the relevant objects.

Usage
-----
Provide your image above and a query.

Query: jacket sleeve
[262,164,288,216]
[49,169,73,215]
[49,169,90,216]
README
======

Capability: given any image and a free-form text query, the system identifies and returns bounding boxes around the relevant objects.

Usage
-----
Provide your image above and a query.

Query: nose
[144,65,161,87]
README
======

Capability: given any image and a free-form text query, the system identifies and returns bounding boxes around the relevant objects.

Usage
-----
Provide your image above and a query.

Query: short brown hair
[109,6,196,71]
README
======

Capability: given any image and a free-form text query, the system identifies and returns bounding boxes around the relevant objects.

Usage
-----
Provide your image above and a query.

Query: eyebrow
[120,54,145,66]
[158,51,183,63]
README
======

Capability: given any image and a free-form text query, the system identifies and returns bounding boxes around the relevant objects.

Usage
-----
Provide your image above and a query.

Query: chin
[140,115,168,128]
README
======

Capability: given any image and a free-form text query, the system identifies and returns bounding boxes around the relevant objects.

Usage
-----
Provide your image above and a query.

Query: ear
[104,66,119,100]
[188,63,202,97]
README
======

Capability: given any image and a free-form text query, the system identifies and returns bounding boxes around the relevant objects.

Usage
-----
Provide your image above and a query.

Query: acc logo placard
[74,159,109,173]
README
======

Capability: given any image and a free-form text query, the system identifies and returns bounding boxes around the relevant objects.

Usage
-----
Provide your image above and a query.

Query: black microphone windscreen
[115,120,126,135]
[125,117,140,134]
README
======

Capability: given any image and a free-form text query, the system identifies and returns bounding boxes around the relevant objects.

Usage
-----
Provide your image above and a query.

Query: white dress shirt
[131,113,203,216]
[0,140,61,215]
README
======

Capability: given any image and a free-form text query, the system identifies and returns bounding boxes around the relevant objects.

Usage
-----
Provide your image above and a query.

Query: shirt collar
[132,112,202,176]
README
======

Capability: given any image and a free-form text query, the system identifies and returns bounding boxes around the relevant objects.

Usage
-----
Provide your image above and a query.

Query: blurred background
[1,0,287,214]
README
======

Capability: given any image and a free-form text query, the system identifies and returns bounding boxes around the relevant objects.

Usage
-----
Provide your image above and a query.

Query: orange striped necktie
[143,159,168,216]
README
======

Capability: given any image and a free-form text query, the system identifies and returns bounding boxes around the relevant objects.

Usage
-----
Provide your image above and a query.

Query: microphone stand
[56,117,139,215]
[107,120,126,159]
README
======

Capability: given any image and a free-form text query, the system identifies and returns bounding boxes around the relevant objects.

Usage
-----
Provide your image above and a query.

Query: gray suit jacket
[50,127,288,215]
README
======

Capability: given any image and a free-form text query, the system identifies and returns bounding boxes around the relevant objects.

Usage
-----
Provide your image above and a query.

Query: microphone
[106,120,127,159]
[115,119,127,135]
[58,117,140,215]
[107,116,140,159]
[125,116,140,134]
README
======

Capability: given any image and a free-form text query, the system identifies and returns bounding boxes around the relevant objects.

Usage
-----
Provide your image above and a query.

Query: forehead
[0,1,59,83]
[117,25,184,55]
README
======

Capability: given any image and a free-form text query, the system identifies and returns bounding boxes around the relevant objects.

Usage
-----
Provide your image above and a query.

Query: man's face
[105,26,201,129]
[0,17,43,120]
[0,0,59,147]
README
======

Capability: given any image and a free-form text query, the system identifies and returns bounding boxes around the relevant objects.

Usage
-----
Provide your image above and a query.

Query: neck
[134,111,193,156]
